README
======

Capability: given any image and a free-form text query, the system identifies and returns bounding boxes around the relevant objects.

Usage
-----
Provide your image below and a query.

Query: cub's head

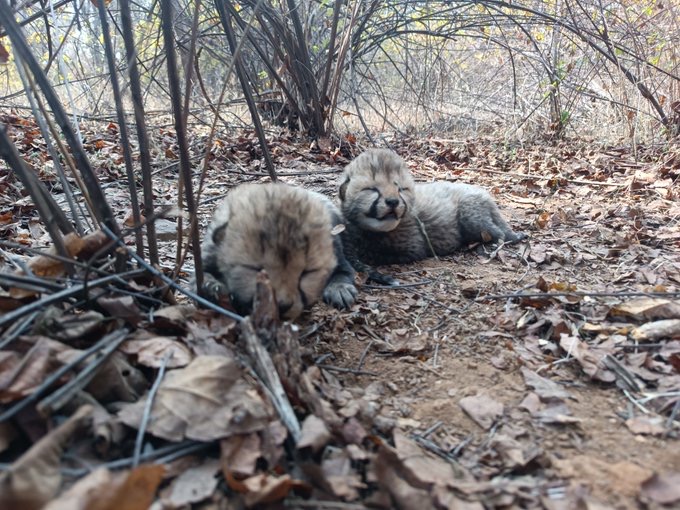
[206,183,336,320]
[338,149,415,232]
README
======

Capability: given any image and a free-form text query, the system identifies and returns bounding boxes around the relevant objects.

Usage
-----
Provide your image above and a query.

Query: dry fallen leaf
[373,443,437,510]
[161,459,221,507]
[241,473,309,507]
[625,415,665,436]
[43,468,113,510]
[8,231,108,299]
[0,337,70,403]
[120,333,192,368]
[640,472,680,505]
[320,449,365,500]
[221,433,262,477]
[521,367,572,401]
[88,464,164,510]
[393,429,466,485]
[630,319,680,341]
[559,334,615,383]
[554,455,652,499]
[297,414,331,453]
[609,298,680,321]
[0,405,92,509]
[459,393,504,430]
[118,355,273,441]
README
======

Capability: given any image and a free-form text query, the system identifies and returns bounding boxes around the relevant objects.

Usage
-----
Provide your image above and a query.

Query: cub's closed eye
[361,187,380,193]
[242,264,263,272]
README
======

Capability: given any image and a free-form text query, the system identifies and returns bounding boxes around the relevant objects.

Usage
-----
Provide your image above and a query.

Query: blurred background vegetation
[1,0,678,142]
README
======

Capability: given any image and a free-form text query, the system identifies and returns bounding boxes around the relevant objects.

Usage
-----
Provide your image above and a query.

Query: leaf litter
[0,124,679,508]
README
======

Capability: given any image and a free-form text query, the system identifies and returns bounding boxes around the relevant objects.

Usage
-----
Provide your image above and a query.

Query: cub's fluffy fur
[339,148,524,269]
[202,182,356,320]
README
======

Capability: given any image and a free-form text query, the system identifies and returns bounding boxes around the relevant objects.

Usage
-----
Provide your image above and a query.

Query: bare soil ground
[1,121,679,508]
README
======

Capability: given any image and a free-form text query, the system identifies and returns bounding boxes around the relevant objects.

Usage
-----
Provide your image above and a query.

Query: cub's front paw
[506,231,527,243]
[323,281,358,309]
[200,274,231,304]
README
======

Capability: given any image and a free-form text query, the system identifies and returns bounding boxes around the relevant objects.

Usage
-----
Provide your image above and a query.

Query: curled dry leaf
[120,333,192,369]
[221,433,262,478]
[0,336,69,403]
[241,473,310,507]
[459,393,504,430]
[43,465,164,510]
[609,298,680,321]
[630,319,680,341]
[32,308,108,343]
[87,352,147,403]
[118,355,272,441]
[0,405,93,509]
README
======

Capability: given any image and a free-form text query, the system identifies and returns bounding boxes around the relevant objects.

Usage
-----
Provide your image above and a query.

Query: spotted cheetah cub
[339,149,524,277]
[201,182,357,320]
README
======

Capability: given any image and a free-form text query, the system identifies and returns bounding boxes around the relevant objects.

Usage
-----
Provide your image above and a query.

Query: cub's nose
[384,197,400,208]
[278,301,293,316]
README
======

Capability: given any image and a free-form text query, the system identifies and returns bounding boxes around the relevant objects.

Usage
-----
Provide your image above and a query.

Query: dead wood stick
[101,225,243,322]
[480,290,680,300]
[363,279,432,289]
[0,272,65,292]
[36,330,130,416]
[0,329,128,422]
[0,312,39,349]
[454,166,627,187]
[317,365,377,377]
[0,269,145,331]
[2,441,212,478]
[241,318,301,442]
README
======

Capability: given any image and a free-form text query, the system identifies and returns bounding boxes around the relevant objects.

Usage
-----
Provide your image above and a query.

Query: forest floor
[1,118,680,509]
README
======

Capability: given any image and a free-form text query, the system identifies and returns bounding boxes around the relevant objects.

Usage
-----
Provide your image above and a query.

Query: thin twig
[363,279,432,289]
[36,330,129,416]
[356,340,375,371]
[317,364,377,376]
[0,329,128,422]
[480,290,680,300]
[101,225,243,322]
[133,351,172,467]
[0,311,39,349]
[0,269,145,330]
[456,166,627,188]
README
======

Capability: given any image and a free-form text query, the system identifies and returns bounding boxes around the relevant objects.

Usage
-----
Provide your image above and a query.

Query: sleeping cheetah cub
[201,182,357,320]
[339,148,524,278]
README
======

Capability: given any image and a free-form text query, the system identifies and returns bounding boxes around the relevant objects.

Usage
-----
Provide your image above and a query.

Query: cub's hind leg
[457,193,525,246]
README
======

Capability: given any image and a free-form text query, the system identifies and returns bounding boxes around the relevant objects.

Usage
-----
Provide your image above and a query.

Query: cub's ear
[209,199,231,245]
[211,223,228,245]
[338,175,350,201]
